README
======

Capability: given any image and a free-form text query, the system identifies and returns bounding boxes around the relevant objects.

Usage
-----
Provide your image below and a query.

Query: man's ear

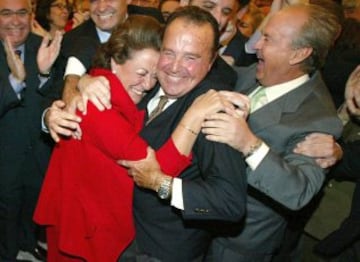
[289,47,313,65]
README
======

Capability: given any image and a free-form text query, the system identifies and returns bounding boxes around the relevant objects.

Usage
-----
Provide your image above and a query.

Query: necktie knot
[147,95,169,124]
[250,87,267,113]
[14,49,22,58]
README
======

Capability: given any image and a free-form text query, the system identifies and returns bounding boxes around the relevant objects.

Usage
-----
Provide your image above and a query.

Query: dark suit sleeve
[0,75,21,117]
[181,134,247,222]
[247,146,327,211]
[332,140,360,179]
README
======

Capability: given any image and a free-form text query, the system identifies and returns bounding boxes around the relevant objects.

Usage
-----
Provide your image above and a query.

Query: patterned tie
[250,87,267,113]
[146,96,169,124]
[14,50,22,59]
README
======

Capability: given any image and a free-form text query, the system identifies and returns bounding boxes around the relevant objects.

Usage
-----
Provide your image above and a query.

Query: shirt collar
[251,74,310,103]
[95,27,111,43]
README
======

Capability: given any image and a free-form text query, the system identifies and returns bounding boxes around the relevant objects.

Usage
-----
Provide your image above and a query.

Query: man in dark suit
[0,0,62,260]
[201,4,343,261]
[189,0,257,67]
[57,0,130,107]
[118,7,247,261]
[42,6,246,262]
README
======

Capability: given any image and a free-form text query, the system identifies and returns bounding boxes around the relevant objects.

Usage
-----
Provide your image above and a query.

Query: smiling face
[90,0,129,32]
[254,8,307,86]
[111,48,160,104]
[0,0,31,47]
[157,18,214,98]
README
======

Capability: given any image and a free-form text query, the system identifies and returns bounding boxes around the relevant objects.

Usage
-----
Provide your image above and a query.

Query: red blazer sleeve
[80,101,191,177]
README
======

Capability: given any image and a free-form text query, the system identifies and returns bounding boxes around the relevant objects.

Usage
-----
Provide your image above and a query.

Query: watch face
[158,186,170,199]
[157,177,172,200]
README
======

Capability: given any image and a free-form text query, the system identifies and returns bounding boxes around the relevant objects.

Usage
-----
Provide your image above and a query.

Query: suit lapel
[248,74,315,133]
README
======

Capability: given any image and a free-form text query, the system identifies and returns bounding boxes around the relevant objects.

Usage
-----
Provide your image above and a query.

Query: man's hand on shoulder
[294,133,343,169]
[78,74,111,114]
[45,100,82,142]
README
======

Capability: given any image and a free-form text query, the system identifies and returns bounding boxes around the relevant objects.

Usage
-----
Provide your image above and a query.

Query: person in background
[343,0,360,20]
[0,0,62,260]
[160,0,180,20]
[33,0,71,39]
[64,0,91,31]
[189,0,257,66]
[130,0,160,7]
[236,2,264,37]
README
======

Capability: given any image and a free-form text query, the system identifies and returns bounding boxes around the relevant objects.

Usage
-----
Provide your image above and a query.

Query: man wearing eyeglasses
[0,0,62,261]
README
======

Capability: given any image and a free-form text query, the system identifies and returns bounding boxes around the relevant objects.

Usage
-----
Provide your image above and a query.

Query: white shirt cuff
[171,177,184,210]
[64,57,87,77]
[246,142,270,170]
[41,108,50,133]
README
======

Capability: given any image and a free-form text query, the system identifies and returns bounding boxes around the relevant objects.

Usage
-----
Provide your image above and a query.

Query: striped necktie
[146,96,169,124]
[15,49,22,59]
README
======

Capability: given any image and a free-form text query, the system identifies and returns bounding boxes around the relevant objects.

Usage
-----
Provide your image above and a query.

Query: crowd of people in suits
[0,0,360,261]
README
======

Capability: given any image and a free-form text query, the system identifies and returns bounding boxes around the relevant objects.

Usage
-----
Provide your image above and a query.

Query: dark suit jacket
[209,65,343,260]
[0,33,57,189]
[133,75,247,261]
[222,30,257,67]
[59,7,168,74]
[60,19,100,73]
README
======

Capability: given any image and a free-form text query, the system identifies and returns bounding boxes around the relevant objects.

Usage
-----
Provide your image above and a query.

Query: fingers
[49,129,61,143]
[52,100,66,109]
[145,147,157,161]
[315,158,337,169]
[117,159,135,169]
[40,34,50,49]
[293,134,339,161]
[219,91,250,114]
[86,94,106,112]
[51,30,63,53]
[46,100,82,142]
[78,75,111,111]
[65,96,83,115]
[4,36,13,55]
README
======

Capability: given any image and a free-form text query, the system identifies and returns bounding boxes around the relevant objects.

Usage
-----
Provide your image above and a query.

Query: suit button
[194,208,210,213]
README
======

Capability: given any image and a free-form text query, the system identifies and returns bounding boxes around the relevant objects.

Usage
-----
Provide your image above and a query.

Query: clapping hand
[37,30,63,75]
[4,36,26,82]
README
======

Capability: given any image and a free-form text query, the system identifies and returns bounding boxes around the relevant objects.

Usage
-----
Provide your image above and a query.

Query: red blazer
[34,69,191,261]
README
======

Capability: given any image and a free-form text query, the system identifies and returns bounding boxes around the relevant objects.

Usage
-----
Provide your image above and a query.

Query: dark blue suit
[0,33,58,260]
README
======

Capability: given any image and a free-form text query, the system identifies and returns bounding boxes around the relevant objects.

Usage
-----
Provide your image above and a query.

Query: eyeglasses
[50,3,71,11]
[0,9,30,18]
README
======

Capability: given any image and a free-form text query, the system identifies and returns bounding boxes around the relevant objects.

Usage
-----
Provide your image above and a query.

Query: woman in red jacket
[34,15,228,262]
